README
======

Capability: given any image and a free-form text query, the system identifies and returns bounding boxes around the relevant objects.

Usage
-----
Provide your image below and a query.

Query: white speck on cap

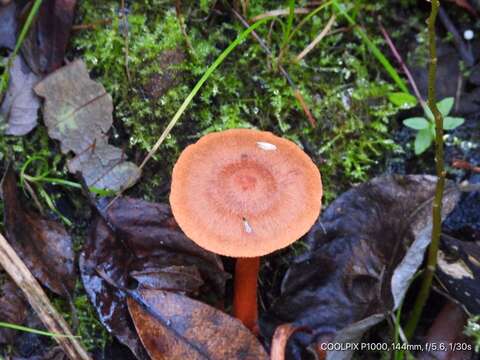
[464,29,474,40]
[256,141,277,151]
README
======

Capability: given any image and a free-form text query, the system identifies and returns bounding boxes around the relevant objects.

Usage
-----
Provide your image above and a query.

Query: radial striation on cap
[170,129,322,258]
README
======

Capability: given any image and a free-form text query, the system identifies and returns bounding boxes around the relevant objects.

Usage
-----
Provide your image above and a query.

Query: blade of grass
[331,0,410,94]
[0,321,79,338]
[0,0,43,97]
[280,0,296,51]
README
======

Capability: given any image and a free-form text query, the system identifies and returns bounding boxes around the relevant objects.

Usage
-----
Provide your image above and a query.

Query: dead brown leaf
[33,60,140,191]
[1,166,76,297]
[127,289,269,360]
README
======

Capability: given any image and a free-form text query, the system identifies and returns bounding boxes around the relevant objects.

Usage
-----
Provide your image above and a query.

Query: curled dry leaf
[260,175,461,360]
[80,197,229,359]
[20,0,77,74]
[1,167,76,297]
[33,60,140,191]
[127,289,268,360]
[0,56,41,135]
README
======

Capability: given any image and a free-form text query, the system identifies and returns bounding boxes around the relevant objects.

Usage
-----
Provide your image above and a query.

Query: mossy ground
[1,0,432,355]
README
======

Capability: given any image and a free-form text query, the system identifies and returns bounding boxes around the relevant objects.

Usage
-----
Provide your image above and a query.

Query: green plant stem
[0,0,43,97]
[332,0,409,94]
[0,321,78,338]
[405,0,444,339]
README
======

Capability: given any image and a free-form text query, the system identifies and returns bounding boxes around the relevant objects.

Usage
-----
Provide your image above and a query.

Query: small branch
[405,0,445,339]
[249,7,310,22]
[0,233,91,360]
[295,15,336,62]
[378,22,426,108]
[72,19,112,31]
[175,0,196,57]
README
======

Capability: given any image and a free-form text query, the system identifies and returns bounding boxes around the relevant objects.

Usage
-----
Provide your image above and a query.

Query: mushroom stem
[233,256,260,333]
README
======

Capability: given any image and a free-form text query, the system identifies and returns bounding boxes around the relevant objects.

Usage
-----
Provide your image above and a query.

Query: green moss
[71,0,408,201]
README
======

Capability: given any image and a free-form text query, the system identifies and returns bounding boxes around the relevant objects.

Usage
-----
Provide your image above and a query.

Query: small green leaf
[443,117,464,130]
[424,105,434,120]
[414,128,433,155]
[388,92,417,108]
[403,117,429,130]
[436,97,454,116]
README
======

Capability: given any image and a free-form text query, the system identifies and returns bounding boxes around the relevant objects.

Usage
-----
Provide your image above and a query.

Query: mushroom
[170,129,322,332]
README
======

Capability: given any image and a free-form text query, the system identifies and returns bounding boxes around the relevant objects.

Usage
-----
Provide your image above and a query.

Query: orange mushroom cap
[170,129,322,258]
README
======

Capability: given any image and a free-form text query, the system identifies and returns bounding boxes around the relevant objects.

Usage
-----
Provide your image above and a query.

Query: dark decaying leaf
[0,55,41,135]
[1,167,76,297]
[0,2,16,50]
[260,175,460,360]
[127,289,269,360]
[79,197,229,359]
[20,0,77,74]
[437,234,480,314]
[33,60,140,191]
[0,277,28,344]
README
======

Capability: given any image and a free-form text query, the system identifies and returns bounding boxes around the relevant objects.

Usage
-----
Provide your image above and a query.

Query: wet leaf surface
[21,0,77,74]
[260,175,460,360]
[1,167,76,296]
[437,234,480,314]
[0,277,28,344]
[0,56,41,135]
[34,60,140,191]
[0,2,16,50]
[127,288,268,360]
[80,197,229,359]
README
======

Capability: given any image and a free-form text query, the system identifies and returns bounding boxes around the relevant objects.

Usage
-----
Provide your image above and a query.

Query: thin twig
[0,233,91,360]
[405,0,445,339]
[72,19,112,31]
[295,15,336,61]
[232,9,317,127]
[378,22,426,108]
[175,0,195,57]
[249,7,310,22]
[119,0,131,83]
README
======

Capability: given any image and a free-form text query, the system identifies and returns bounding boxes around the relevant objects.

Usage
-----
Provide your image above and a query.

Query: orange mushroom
[170,129,322,332]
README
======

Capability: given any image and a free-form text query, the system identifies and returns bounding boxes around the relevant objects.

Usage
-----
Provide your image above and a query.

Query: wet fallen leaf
[0,55,41,135]
[127,289,268,360]
[34,60,140,191]
[79,197,228,359]
[1,167,76,296]
[0,277,28,344]
[260,175,460,360]
[437,234,480,314]
[0,2,16,50]
[20,0,77,74]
